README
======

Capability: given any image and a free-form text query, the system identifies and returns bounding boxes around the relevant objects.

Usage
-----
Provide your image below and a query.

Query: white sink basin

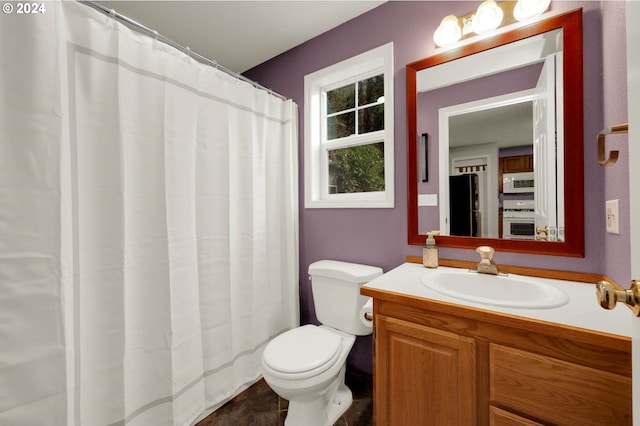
[420,269,569,309]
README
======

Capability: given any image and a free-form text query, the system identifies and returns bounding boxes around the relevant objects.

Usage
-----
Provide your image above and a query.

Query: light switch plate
[606,199,620,234]
[418,194,438,206]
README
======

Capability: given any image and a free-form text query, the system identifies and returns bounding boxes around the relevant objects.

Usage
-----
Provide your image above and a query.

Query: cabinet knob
[596,280,640,316]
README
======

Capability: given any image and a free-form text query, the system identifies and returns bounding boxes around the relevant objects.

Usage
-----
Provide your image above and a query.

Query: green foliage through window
[326,74,384,140]
[328,143,385,194]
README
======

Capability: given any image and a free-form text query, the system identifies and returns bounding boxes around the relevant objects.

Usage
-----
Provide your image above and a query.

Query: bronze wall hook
[597,123,628,166]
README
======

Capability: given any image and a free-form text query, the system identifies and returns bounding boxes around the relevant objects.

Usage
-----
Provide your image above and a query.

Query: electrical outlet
[606,199,620,234]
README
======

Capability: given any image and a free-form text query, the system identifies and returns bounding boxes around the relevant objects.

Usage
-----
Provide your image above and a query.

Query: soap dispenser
[423,231,440,268]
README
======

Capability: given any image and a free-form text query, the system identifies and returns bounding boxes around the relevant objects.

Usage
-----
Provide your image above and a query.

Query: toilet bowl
[261,260,382,426]
[262,325,355,426]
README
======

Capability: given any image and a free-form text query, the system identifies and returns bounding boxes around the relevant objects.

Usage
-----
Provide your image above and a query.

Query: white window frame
[304,43,394,208]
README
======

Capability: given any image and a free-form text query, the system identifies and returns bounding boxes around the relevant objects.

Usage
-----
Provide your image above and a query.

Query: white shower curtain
[0,2,299,425]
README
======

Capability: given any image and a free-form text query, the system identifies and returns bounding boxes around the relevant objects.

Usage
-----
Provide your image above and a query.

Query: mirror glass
[406,10,584,257]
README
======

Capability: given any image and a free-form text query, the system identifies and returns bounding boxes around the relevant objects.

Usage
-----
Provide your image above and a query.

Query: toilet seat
[263,325,342,379]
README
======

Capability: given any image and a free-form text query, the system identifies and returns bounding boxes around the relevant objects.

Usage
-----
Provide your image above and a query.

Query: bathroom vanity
[361,263,632,426]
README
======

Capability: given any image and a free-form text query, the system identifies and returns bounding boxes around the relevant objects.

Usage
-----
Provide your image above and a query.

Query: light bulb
[434,15,462,47]
[514,0,551,22]
[472,0,504,34]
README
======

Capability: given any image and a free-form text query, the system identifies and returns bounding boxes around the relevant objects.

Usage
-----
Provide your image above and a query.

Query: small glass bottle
[423,231,440,268]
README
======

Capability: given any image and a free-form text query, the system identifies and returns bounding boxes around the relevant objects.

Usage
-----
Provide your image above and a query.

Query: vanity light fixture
[513,0,552,22]
[433,15,462,48]
[433,0,550,48]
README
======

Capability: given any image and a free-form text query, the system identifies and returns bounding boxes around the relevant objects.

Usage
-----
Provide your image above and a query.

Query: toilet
[261,260,382,426]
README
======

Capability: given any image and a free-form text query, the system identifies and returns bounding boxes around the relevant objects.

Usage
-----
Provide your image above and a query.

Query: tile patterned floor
[196,370,373,426]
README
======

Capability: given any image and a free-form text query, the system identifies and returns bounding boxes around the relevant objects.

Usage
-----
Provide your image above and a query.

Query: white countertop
[362,262,632,338]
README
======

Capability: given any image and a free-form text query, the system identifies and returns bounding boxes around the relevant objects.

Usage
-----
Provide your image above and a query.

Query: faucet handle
[476,246,495,260]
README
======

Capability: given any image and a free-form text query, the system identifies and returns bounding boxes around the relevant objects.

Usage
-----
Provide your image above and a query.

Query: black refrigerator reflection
[449,174,480,237]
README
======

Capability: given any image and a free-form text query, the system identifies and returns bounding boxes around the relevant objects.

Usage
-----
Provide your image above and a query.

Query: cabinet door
[375,315,476,426]
[501,155,534,174]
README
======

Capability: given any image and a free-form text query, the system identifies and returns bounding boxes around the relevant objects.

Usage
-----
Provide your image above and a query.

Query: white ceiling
[449,101,533,149]
[99,1,385,73]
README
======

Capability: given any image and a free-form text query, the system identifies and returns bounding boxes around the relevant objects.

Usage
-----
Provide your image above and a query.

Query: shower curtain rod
[80,0,288,101]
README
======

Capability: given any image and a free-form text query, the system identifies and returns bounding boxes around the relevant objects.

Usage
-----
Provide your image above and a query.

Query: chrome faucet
[476,246,499,275]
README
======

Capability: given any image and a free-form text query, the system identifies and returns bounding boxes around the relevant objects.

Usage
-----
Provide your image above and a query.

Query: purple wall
[601,1,630,287]
[244,1,629,374]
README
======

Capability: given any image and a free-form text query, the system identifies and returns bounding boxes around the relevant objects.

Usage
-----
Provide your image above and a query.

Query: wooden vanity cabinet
[489,407,544,426]
[368,295,632,426]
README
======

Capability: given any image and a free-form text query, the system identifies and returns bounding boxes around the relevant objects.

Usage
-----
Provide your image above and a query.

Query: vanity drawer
[489,406,543,426]
[489,344,631,425]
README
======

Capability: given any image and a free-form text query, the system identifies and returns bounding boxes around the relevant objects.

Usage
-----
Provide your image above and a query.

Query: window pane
[327,84,355,114]
[358,104,384,134]
[358,75,384,106]
[327,112,354,140]
[328,142,385,193]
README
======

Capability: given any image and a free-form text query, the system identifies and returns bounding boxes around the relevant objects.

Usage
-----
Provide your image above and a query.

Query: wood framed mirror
[406,9,584,257]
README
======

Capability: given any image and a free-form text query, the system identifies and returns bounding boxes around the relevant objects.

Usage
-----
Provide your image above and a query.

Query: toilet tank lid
[308,260,383,283]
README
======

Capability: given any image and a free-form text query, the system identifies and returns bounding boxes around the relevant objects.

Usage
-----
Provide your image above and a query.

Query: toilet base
[283,365,353,426]
[326,383,353,425]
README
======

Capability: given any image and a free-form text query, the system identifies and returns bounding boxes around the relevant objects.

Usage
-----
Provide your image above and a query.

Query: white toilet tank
[308,260,383,336]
